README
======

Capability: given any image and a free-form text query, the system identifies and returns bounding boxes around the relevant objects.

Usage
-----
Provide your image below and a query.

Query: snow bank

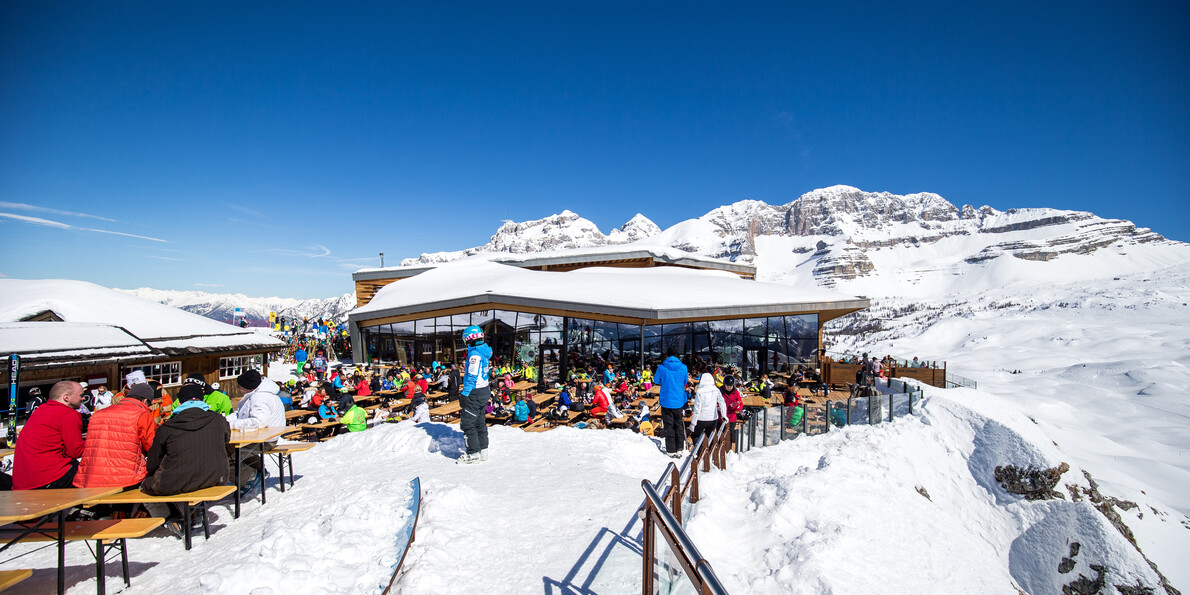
[686,388,1179,594]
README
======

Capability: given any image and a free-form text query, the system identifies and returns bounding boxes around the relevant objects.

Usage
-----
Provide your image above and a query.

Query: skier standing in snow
[458,326,491,464]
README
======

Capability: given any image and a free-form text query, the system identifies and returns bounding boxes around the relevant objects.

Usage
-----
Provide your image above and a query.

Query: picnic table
[429,400,461,418]
[0,487,124,594]
[88,485,236,551]
[741,395,767,409]
[0,448,13,458]
[285,409,313,423]
[229,426,289,519]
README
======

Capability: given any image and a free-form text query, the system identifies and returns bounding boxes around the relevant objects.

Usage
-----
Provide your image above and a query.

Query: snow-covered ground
[5,378,1186,594]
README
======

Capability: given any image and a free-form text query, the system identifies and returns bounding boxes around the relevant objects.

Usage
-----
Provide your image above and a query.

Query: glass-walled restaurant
[359,308,819,386]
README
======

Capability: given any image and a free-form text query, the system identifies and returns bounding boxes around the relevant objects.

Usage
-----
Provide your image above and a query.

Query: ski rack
[639,421,731,595]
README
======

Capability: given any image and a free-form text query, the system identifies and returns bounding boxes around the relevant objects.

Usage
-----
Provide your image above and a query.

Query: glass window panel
[593,320,618,343]
[709,318,742,334]
[744,318,767,348]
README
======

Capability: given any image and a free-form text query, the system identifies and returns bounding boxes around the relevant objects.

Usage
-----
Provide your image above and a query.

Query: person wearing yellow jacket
[341,404,368,432]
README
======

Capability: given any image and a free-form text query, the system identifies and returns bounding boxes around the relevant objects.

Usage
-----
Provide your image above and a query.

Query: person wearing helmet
[458,325,492,464]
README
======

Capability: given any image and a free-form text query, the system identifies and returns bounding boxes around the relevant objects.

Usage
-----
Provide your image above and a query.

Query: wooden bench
[88,486,237,550]
[302,420,342,441]
[0,518,163,594]
[264,442,316,493]
[0,569,32,592]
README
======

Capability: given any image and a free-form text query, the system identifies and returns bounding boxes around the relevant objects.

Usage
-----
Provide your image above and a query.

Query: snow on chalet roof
[0,322,152,363]
[352,244,755,280]
[0,279,284,360]
[350,260,868,323]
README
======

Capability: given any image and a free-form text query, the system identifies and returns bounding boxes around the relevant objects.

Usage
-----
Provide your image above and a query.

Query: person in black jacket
[448,363,461,401]
[141,384,231,536]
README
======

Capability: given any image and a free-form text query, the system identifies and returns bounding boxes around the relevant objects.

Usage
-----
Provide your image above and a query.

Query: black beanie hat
[237,369,263,391]
[177,384,205,403]
[184,374,212,394]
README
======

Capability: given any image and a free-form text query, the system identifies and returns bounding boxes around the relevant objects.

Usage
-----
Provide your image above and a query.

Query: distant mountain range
[117,287,356,327]
[402,184,1183,294]
[128,185,1190,332]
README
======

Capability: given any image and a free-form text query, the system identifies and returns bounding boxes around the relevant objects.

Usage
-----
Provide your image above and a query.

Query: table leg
[258,443,266,505]
[120,538,129,586]
[201,502,211,540]
[96,539,105,595]
[182,502,192,550]
[234,444,242,519]
[57,509,66,595]
[277,453,286,493]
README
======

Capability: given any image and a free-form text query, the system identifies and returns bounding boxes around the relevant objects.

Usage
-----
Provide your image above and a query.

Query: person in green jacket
[788,403,805,429]
[183,375,234,416]
[341,404,368,432]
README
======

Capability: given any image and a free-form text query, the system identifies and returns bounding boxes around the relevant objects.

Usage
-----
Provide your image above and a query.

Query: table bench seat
[0,568,32,592]
[1,518,164,595]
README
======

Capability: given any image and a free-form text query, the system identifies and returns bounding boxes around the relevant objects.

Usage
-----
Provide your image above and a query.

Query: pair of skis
[6,355,19,447]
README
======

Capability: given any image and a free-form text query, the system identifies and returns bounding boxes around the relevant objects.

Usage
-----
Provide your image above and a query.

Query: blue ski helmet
[461,325,484,344]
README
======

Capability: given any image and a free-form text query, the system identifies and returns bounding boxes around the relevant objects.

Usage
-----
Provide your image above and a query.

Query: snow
[5,378,1183,594]
[0,322,149,358]
[352,260,860,320]
[0,279,284,351]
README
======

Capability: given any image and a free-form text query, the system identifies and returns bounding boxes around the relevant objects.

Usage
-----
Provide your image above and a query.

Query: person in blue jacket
[513,395,529,423]
[459,326,492,464]
[654,347,690,457]
[294,346,307,374]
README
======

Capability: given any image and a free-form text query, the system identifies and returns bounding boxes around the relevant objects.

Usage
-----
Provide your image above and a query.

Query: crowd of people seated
[6,366,283,538]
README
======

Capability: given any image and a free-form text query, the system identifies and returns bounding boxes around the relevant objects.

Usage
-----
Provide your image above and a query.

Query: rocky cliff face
[394,185,1177,287]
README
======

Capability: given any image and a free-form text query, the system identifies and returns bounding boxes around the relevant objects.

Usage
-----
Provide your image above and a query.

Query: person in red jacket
[73,383,157,489]
[589,381,610,418]
[13,381,86,490]
[720,376,744,424]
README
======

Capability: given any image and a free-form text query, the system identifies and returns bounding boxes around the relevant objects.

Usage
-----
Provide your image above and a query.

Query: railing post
[641,502,654,595]
[802,403,808,435]
[825,400,832,432]
[691,459,700,504]
[908,387,913,415]
[670,466,681,522]
[889,393,894,422]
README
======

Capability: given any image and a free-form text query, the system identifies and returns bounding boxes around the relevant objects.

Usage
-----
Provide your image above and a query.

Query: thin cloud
[0,201,118,222]
[224,203,268,219]
[267,244,332,258]
[0,212,169,243]
[146,255,184,262]
[194,283,225,287]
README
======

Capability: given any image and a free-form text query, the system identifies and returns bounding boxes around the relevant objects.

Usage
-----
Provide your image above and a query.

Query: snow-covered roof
[0,322,153,365]
[0,279,284,365]
[352,244,755,281]
[349,260,867,325]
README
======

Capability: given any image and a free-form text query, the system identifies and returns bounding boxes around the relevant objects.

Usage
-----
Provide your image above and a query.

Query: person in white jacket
[227,369,286,495]
[228,370,286,430]
[409,395,430,423]
[688,373,728,451]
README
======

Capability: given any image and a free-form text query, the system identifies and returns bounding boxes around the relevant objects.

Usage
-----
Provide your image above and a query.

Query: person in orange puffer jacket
[73,383,157,489]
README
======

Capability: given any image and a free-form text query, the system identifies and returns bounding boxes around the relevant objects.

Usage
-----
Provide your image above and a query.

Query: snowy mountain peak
[402,210,664,265]
[608,213,661,243]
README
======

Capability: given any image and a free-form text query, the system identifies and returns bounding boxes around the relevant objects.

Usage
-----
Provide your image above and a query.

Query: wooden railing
[639,422,731,594]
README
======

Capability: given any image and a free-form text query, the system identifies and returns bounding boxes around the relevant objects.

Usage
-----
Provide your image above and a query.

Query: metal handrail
[640,420,732,593]
[641,481,729,595]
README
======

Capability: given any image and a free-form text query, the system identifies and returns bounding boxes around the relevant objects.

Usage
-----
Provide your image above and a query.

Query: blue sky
[2,1,1187,298]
